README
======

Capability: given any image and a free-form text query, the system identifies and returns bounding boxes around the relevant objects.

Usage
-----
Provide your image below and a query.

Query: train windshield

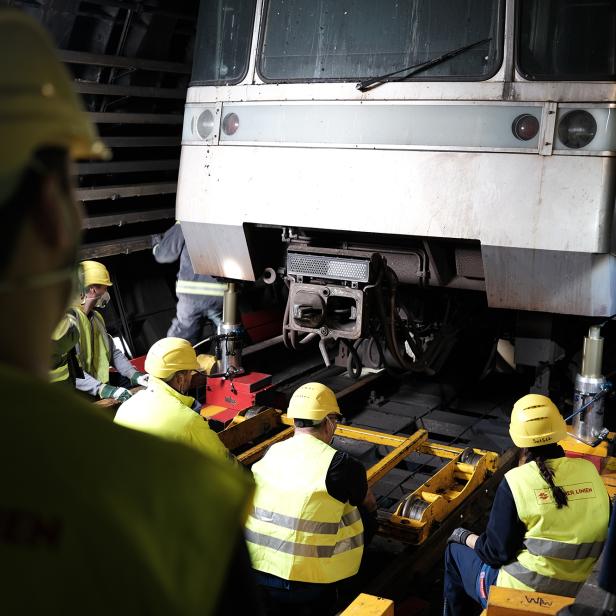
[518,0,616,80]
[258,0,503,82]
[191,0,257,85]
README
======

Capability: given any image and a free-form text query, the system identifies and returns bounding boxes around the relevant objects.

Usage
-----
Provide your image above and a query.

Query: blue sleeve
[474,478,526,567]
[599,505,616,593]
[152,223,185,264]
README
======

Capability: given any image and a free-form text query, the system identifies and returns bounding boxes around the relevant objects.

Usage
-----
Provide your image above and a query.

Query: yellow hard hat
[81,260,112,288]
[287,382,341,422]
[145,337,216,380]
[0,9,110,204]
[509,394,567,448]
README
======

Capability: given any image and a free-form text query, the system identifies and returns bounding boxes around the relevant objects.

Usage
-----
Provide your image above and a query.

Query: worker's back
[497,457,609,595]
[114,376,230,460]
[0,363,252,615]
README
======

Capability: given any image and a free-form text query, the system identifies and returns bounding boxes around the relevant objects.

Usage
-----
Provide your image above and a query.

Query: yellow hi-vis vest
[71,307,111,383]
[245,433,364,584]
[114,376,230,462]
[0,362,254,615]
[497,457,609,597]
[49,313,79,383]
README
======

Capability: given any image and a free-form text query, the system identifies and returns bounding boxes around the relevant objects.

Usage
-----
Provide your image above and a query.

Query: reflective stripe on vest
[524,538,605,561]
[176,280,226,297]
[245,527,364,558]
[500,562,583,597]
[49,362,70,383]
[246,434,364,584]
[249,506,361,536]
[72,308,111,383]
[496,457,609,596]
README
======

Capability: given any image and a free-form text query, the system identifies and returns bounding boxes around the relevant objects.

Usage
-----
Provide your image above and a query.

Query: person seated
[114,337,232,462]
[245,382,378,616]
[443,394,610,615]
[0,9,257,613]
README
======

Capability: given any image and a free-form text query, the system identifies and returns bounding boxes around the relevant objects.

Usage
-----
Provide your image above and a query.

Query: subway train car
[176,0,616,373]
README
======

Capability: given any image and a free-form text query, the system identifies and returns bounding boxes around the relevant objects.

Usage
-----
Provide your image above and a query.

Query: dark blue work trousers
[167,293,222,346]
[444,544,499,615]
[254,571,339,616]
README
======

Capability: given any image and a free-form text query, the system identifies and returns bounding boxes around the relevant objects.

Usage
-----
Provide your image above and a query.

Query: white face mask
[95,291,111,309]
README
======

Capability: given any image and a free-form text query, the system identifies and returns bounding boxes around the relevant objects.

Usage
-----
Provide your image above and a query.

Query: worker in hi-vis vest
[246,382,378,615]
[152,222,225,345]
[114,337,231,462]
[443,394,610,615]
[0,9,258,614]
[70,260,148,402]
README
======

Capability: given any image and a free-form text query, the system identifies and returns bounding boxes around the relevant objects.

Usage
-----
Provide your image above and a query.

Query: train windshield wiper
[356,37,492,92]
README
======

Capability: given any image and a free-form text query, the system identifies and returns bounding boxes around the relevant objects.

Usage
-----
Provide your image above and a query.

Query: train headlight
[196,109,215,139]
[222,112,240,136]
[557,110,597,149]
[511,114,539,141]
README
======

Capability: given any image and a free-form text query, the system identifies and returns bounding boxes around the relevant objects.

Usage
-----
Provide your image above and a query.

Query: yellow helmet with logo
[287,382,341,422]
[145,337,216,380]
[81,261,113,288]
[509,394,567,448]
[0,9,109,205]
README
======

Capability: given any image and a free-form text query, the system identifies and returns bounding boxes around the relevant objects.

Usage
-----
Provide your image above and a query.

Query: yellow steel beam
[236,427,294,465]
[280,415,406,446]
[367,430,429,487]
[340,593,394,616]
[334,424,410,447]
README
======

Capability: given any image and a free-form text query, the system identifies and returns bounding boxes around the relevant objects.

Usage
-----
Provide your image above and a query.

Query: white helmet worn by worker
[287,382,342,422]
[145,337,216,380]
[509,393,567,448]
[81,260,113,288]
[0,8,109,206]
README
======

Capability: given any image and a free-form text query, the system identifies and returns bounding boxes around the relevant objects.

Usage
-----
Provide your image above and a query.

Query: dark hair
[521,444,568,508]
[0,148,70,274]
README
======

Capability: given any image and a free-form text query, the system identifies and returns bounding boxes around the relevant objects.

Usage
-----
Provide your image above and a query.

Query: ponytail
[521,447,568,508]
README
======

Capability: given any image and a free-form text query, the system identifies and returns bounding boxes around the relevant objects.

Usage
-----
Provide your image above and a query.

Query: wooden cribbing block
[486,586,574,615]
[340,593,394,616]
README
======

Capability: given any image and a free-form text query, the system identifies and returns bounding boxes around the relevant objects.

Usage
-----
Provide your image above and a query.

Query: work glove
[99,384,132,403]
[447,527,473,547]
[151,233,163,249]
[130,371,149,387]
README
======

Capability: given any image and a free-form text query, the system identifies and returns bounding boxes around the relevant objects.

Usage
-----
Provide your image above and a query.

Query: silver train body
[177,0,616,321]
